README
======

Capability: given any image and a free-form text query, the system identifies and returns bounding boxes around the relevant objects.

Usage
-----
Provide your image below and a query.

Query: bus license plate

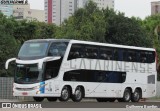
[22,92,28,95]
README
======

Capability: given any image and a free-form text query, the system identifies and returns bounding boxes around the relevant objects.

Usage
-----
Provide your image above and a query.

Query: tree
[143,14,160,80]
[103,8,152,47]
[56,1,106,42]
[0,13,20,76]
[14,20,39,43]
[37,22,57,39]
[143,14,160,54]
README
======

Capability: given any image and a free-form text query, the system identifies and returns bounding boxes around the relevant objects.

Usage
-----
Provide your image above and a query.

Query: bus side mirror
[5,58,16,69]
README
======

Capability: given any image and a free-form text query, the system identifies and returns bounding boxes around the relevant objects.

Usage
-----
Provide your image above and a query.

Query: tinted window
[44,59,62,80]
[63,70,126,83]
[68,44,99,60]
[140,51,147,63]
[123,50,137,62]
[68,44,155,63]
[68,44,84,60]
[147,51,155,63]
[100,47,113,60]
[84,46,99,59]
[48,42,68,57]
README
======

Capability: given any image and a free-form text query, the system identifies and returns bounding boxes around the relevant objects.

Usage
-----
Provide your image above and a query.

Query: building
[151,1,160,15]
[45,0,78,25]
[93,0,114,9]
[0,0,45,22]
[45,0,114,25]
[13,5,45,22]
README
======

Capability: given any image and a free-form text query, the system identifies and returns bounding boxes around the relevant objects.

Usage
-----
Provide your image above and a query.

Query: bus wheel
[33,97,44,102]
[72,87,83,102]
[96,98,108,102]
[118,88,131,102]
[59,86,70,102]
[47,97,57,102]
[131,89,141,102]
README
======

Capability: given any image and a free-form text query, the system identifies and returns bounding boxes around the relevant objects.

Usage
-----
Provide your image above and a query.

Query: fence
[156,81,160,97]
[0,77,160,100]
[0,77,16,99]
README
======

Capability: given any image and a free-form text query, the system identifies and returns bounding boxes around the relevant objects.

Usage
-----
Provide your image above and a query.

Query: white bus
[5,39,157,102]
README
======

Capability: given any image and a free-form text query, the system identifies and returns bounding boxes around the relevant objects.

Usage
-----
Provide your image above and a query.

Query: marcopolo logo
[0,0,28,5]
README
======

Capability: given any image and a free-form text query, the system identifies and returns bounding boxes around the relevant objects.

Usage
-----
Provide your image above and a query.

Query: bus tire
[47,97,57,102]
[118,88,131,102]
[33,97,44,102]
[72,87,83,102]
[131,89,141,102]
[96,98,108,102]
[59,86,70,102]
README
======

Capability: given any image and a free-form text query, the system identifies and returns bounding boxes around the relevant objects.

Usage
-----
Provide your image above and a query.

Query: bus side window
[123,50,137,62]
[99,47,112,60]
[68,44,83,60]
[48,46,59,56]
[48,42,67,56]
[127,50,136,62]
[84,45,98,59]
[113,49,118,61]
[140,52,147,63]
[147,51,155,63]
[123,50,127,61]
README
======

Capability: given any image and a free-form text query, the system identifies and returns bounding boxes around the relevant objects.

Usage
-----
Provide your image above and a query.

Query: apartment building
[45,0,114,25]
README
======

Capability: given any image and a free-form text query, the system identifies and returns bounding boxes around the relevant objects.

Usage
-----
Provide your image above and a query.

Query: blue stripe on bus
[40,82,45,94]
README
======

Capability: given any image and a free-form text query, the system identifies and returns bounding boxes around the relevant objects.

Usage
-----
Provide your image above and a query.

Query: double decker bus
[5,39,157,102]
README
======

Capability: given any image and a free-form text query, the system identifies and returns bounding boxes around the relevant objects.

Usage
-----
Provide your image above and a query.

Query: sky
[28,0,160,19]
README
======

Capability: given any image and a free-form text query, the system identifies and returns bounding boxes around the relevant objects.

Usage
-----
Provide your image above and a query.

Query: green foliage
[56,1,106,42]
[143,14,160,51]
[37,22,57,39]
[143,14,160,80]
[103,8,152,47]
[0,14,20,77]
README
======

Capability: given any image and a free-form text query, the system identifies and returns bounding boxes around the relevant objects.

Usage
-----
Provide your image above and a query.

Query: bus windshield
[18,42,49,58]
[15,64,43,84]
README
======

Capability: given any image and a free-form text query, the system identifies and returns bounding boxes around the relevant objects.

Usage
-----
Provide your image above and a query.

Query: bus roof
[25,39,155,51]
[26,39,71,43]
[70,40,155,51]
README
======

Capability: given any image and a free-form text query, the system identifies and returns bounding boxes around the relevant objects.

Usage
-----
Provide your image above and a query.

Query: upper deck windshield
[18,42,49,59]
[18,41,69,59]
